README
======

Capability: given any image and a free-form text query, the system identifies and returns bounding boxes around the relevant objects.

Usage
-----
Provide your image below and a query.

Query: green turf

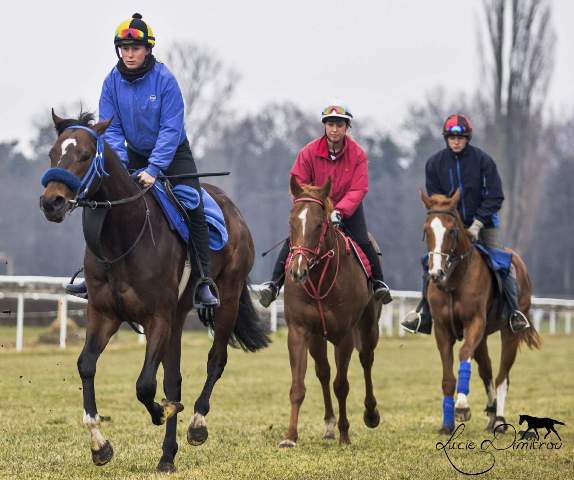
[0,327,572,479]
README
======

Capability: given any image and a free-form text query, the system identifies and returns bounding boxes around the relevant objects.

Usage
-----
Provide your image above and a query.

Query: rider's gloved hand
[467,218,484,242]
[137,171,156,188]
[330,209,342,226]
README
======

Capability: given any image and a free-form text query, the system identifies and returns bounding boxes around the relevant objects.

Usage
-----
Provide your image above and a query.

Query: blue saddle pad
[151,182,228,251]
[474,243,512,279]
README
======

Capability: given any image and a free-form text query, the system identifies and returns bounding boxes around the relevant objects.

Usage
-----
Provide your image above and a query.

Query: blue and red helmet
[442,114,473,139]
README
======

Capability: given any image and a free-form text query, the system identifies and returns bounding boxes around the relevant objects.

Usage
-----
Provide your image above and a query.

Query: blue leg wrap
[443,396,455,429]
[457,360,472,395]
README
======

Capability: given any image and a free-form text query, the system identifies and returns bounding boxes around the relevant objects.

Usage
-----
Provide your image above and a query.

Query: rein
[289,197,343,337]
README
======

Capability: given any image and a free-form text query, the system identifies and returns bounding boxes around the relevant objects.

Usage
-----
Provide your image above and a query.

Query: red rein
[288,197,345,337]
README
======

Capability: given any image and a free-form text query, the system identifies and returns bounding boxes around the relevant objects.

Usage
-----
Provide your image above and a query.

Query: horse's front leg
[279,323,310,448]
[188,289,239,446]
[77,307,120,466]
[136,313,183,427]
[157,317,185,473]
[454,314,486,423]
[308,334,336,440]
[434,322,456,434]
[333,332,354,445]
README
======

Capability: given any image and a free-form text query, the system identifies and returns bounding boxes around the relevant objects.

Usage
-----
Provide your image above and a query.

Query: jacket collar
[316,135,347,161]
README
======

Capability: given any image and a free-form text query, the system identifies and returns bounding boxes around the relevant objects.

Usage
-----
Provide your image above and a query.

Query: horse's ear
[420,189,432,209]
[290,175,303,197]
[450,188,461,206]
[319,176,332,199]
[51,108,65,128]
[93,118,112,136]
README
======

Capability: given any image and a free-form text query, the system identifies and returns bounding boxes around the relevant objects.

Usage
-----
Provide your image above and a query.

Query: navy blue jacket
[425,144,504,228]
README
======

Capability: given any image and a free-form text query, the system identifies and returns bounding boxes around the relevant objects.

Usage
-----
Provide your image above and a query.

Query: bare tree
[478,0,555,250]
[165,42,240,157]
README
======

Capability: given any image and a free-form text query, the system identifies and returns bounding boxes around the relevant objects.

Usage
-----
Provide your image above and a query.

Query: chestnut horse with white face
[421,190,540,434]
[279,176,383,447]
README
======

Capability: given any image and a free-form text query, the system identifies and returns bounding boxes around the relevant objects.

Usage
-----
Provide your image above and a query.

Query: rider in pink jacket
[259,102,392,307]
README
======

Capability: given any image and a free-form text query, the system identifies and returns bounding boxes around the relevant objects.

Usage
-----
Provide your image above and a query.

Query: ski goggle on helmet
[114,13,156,48]
[321,103,353,123]
[442,114,473,139]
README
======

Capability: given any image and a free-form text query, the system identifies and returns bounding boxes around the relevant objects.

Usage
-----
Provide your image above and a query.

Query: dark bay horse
[279,176,383,447]
[421,190,540,434]
[39,112,269,472]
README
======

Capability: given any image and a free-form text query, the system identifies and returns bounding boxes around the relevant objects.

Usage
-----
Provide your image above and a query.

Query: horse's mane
[297,184,334,215]
[54,112,96,135]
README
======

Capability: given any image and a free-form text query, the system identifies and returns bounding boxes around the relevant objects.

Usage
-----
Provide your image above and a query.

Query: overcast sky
[2,0,573,150]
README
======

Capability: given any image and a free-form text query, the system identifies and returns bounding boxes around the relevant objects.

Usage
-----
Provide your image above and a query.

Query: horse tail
[518,321,542,350]
[229,281,271,352]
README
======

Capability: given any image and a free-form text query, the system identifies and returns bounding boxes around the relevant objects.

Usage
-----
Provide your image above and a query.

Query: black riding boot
[502,272,530,333]
[400,273,433,334]
[359,241,392,304]
[259,239,289,307]
[185,204,219,307]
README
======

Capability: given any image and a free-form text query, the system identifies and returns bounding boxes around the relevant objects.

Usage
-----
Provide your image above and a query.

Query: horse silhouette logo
[519,415,565,441]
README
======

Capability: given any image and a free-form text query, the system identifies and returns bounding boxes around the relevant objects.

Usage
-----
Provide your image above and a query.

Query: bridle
[425,208,474,282]
[288,196,343,337]
[41,125,154,264]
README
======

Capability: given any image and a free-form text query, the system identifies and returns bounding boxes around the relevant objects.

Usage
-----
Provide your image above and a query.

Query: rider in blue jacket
[66,13,219,307]
[401,114,530,334]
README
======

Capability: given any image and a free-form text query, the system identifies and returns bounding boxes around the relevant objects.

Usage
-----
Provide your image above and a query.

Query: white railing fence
[1,276,572,351]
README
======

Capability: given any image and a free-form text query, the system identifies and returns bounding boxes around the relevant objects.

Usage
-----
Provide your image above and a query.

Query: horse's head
[287,176,333,283]
[421,189,468,284]
[39,110,111,222]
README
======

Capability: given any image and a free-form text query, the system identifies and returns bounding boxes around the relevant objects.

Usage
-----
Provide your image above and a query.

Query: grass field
[0,325,572,479]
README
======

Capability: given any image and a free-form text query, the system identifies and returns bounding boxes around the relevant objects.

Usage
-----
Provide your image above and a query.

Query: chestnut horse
[39,112,269,472]
[279,176,383,447]
[421,190,540,434]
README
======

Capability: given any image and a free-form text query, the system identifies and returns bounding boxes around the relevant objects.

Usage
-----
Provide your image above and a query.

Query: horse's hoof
[455,407,471,422]
[91,441,113,466]
[339,436,351,445]
[438,425,455,435]
[278,439,296,448]
[323,431,336,440]
[492,416,508,433]
[363,408,380,429]
[157,461,176,473]
[187,425,208,446]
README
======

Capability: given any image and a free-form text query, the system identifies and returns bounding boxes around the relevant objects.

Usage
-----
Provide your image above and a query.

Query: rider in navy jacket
[401,114,530,335]
[425,145,504,229]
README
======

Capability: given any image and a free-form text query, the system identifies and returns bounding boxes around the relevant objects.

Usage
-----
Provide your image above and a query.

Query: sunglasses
[116,28,145,40]
[322,105,349,116]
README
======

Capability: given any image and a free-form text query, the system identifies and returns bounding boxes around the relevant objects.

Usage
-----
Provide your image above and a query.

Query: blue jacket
[425,144,504,228]
[99,62,187,178]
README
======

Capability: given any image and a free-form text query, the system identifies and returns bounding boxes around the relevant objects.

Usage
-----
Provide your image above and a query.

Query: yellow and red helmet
[114,13,155,48]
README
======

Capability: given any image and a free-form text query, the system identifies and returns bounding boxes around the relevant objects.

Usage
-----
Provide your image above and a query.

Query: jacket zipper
[455,156,467,221]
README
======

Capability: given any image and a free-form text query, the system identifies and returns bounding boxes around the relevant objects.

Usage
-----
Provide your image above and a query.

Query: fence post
[532,309,543,331]
[398,298,406,337]
[270,301,278,333]
[549,310,556,335]
[565,311,572,335]
[16,294,24,352]
[58,296,68,349]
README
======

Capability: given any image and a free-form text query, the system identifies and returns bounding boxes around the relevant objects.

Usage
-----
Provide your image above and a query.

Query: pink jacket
[290,135,369,218]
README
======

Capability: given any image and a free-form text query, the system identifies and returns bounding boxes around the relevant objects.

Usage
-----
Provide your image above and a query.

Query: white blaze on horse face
[298,207,309,238]
[429,217,447,275]
[59,138,77,165]
[83,410,107,450]
[496,378,508,417]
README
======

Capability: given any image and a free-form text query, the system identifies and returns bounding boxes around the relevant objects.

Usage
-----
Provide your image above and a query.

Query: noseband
[289,197,330,266]
[426,209,473,281]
